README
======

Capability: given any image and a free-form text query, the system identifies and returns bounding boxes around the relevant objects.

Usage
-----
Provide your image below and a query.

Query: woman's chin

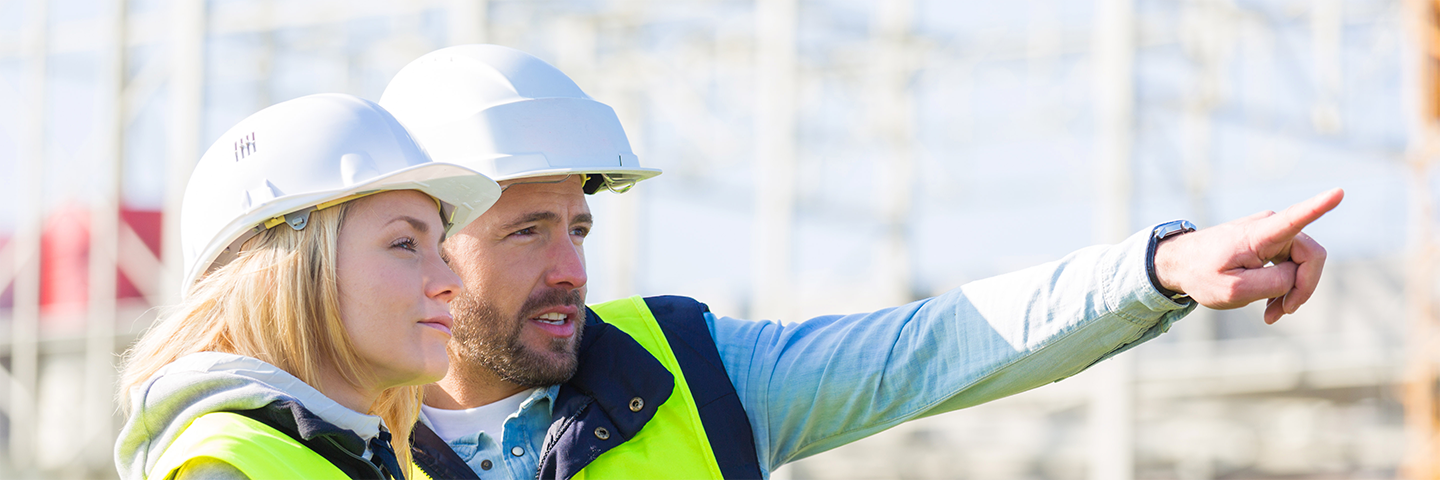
[386,367,447,389]
[377,352,450,389]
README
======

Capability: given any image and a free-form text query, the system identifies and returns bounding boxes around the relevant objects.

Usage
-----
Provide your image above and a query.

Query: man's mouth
[528,307,578,338]
[535,312,568,326]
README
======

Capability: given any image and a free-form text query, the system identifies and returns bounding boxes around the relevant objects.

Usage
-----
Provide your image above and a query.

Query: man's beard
[448,287,585,388]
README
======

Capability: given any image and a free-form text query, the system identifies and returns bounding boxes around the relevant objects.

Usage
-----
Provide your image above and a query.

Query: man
[379,45,1341,480]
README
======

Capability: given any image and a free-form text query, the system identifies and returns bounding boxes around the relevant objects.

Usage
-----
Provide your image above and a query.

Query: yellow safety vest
[572,296,726,479]
[408,295,760,478]
[151,412,348,480]
[409,296,739,480]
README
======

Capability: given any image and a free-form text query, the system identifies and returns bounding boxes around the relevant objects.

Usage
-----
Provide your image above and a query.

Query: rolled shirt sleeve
[707,225,1196,474]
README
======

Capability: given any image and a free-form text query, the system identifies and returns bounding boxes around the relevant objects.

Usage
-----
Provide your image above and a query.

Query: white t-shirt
[420,388,538,443]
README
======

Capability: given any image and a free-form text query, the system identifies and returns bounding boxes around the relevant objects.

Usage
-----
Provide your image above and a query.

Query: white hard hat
[379,44,661,194]
[180,93,502,292]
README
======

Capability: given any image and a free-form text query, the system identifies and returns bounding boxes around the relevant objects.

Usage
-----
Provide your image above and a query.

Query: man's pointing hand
[1153,188,1345,324]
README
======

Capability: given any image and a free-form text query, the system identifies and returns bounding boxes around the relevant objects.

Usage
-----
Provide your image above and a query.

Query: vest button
[594,427,611,440]
[481,460,493,470]
[511,446,524,457]
[629,397,644,412]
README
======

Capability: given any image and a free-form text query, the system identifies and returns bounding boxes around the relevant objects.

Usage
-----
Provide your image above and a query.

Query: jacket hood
[114,352,383,480]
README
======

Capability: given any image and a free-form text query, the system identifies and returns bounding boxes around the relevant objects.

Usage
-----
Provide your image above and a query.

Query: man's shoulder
[584,294,714,331]
[587,295,710,315]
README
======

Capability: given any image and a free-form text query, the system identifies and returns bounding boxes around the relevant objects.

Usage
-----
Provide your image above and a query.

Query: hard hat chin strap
[260,190,383,231]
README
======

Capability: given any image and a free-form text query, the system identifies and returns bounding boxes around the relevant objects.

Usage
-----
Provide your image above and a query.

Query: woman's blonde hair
[119,203,420,467]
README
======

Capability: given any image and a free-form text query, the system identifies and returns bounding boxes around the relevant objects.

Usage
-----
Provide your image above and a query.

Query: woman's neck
[316,367,380,414]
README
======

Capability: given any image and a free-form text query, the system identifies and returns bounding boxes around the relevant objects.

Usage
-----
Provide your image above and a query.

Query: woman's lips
[420,316,453,336]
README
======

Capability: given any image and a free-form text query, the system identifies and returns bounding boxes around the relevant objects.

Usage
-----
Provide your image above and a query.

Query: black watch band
[1146,220,1197,302]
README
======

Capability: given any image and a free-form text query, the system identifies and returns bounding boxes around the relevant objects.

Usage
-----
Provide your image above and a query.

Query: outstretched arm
[712,189,1343,474]
[712,228,1193,472]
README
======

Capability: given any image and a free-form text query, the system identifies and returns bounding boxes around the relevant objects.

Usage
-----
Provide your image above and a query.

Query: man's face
[443,175,591,388]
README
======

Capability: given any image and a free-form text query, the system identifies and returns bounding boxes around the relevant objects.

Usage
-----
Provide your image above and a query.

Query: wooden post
[1403,0,1440,478]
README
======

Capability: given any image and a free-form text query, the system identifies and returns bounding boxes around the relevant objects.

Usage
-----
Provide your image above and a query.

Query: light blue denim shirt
[423,226,1195,478]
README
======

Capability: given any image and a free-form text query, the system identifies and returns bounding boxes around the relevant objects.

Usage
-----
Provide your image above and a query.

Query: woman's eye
[393,238,419,252]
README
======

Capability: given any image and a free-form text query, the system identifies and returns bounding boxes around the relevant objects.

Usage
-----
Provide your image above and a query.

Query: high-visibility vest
[409,295,762,480]
[570,296,727,479]
[151,411,349,480]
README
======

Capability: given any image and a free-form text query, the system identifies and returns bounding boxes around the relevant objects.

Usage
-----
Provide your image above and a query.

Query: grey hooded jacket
[114,352,385,480]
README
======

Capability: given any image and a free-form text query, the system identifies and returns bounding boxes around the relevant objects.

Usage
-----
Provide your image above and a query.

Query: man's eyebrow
[572,213,593,225]
[499,211,562,232]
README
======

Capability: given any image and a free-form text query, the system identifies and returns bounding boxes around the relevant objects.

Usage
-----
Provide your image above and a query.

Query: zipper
[320,434,390,480]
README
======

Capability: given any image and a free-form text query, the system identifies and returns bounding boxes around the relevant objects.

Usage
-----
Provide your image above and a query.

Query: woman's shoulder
[155,412,350,479]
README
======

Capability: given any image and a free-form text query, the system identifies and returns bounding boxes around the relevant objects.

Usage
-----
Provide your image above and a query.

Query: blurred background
[0,0,1431,478]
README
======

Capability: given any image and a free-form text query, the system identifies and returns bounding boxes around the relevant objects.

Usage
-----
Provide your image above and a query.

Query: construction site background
[0,0,1431,479]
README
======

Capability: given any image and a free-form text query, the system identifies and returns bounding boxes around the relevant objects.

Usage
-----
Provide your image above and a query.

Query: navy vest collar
[233,399,393,480]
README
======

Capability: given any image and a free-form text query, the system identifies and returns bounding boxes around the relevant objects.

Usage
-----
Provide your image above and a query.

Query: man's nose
[544,235,587,290]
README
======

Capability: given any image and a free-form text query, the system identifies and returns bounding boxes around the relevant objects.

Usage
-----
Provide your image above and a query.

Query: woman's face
[336,190,461,390]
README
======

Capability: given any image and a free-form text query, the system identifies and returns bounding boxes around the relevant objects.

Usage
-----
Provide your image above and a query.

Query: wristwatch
[1147,220,1197,302]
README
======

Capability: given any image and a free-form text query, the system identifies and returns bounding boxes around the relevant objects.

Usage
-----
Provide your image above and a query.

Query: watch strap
[1147,220,1197,302]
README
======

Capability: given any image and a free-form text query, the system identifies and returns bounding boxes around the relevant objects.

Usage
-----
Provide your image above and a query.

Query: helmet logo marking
[233,132,257,161]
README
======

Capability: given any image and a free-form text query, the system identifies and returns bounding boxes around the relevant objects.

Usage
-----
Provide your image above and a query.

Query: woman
[114,93,500,480]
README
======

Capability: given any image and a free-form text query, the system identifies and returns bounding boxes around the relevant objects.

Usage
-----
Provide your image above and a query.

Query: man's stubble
[447,287,586,388]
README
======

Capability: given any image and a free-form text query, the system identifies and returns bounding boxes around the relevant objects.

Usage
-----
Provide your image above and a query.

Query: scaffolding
[0,1,1415,478]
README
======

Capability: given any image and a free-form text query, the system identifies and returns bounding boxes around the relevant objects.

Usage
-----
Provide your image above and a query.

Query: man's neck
[424,367,530,409]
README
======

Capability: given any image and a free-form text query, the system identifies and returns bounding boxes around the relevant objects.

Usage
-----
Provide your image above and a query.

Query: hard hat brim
[183,161,499,289]
[493,166,662,192]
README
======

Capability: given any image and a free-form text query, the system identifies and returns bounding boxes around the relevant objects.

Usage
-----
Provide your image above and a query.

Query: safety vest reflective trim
[151,412,349,480]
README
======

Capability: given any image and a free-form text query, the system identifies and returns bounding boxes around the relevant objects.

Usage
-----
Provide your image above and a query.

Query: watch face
[1156,220,1197,240]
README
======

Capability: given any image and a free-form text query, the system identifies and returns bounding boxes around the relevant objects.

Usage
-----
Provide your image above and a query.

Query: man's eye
[510,227,537,237]
[571,227,590,237]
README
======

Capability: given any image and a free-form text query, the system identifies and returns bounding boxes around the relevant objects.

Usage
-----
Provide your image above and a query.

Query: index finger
[1260,188,1344,240]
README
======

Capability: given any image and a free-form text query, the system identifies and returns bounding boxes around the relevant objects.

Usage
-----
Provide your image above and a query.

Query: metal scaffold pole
[751,0,798,324]
[1089,0,1136,478]
[9,0,48,471]
[84,0,126,469]
[871,0,914,306]
[448,0,489,46]
[162,0,206,305]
